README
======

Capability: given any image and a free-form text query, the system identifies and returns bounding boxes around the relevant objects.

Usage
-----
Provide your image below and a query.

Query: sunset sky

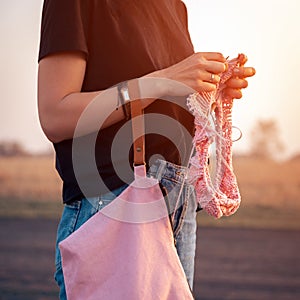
[1,0,300,159]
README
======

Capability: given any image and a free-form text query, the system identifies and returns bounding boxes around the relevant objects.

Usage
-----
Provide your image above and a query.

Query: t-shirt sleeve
[38,0,88,62]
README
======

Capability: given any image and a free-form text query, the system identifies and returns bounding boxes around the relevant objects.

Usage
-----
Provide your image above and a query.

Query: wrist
[139,72,169,99]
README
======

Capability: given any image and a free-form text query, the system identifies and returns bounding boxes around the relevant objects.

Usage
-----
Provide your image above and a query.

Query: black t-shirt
[39,0,195,203]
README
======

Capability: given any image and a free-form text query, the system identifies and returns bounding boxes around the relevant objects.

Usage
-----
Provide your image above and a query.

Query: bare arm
[38,51,229,143]
[38,52,130,143]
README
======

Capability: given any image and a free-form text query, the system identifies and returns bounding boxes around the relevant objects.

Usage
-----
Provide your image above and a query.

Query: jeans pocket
[159,178,186,235]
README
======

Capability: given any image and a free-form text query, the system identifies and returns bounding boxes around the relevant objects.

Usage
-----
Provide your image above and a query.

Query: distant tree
[249,119,285,159]
[0,141,28,156]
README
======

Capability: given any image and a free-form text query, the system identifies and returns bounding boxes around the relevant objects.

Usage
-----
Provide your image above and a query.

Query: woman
[38,0,255,298]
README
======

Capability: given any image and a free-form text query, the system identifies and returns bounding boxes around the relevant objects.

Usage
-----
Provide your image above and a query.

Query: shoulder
[39,0,91,62]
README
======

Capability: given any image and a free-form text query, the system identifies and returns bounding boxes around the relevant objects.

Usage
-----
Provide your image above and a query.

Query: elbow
[43,128,63,144]
[40,122,63,144]
[39,113,64,144]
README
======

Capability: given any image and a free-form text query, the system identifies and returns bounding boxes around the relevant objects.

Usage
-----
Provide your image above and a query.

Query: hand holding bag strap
[128,79,145,166]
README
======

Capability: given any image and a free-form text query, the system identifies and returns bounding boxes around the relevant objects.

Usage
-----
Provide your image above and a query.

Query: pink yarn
[187,54,245,218]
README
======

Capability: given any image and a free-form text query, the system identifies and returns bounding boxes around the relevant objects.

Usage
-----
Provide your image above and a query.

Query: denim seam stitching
[174,185,189,238]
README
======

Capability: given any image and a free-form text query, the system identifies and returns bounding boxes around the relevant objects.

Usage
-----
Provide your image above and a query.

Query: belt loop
[155,159,166,182]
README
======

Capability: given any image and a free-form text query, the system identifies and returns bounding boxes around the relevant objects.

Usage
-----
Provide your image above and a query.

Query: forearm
[38,51,232,144]
[39,87,121,143]
[38,77,163,143]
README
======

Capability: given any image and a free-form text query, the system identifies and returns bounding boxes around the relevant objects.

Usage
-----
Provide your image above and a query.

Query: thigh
[54,197,99,300]
[160,178,198,290]
[173,184,197,290]
[54,185,127,299]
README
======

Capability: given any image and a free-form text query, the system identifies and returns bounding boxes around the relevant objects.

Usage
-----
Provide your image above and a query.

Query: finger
[233,67,256,78]
[224,88,242,99]
[201,52,226,62]
[204,61,227,74]
[197,80,218,93]
[225,78,248,89]
[203,71,220,84]
[193,52,227,74]
[237,53,248,66]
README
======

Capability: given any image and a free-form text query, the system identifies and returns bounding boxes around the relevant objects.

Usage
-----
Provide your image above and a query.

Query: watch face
[121,86,130,102]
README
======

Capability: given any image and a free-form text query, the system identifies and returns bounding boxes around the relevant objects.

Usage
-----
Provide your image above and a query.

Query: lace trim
[186,54,245,218]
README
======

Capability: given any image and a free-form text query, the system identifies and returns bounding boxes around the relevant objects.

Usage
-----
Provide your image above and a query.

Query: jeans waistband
[148,159,189,184]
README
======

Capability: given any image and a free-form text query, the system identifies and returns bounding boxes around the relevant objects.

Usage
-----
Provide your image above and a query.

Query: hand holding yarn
[223,54,256,99]
[186,54,253,218]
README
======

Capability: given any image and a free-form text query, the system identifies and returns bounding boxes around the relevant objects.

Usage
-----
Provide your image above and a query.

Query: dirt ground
[1,217,299,300]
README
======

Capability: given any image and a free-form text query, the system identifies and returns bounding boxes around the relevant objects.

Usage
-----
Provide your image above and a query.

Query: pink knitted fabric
[187,54,245,218]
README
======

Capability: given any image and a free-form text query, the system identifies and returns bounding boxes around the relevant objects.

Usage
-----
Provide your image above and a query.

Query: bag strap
[126,79,193,217]
[127,79,145,166]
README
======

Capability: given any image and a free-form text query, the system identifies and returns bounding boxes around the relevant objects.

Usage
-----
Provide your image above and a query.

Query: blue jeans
[54,159,198,299]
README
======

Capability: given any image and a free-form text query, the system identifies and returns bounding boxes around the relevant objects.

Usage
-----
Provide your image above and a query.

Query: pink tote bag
[59,165,194,299]
[60,81,194,299]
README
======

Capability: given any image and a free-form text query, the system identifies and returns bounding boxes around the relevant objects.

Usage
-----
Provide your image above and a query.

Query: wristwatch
[117,81,131,121]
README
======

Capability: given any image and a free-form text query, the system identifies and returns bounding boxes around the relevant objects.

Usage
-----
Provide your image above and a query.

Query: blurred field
[0,156,62,219]
[0,155,299,229]
[198,156,300,230]
[1,156,300,299]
